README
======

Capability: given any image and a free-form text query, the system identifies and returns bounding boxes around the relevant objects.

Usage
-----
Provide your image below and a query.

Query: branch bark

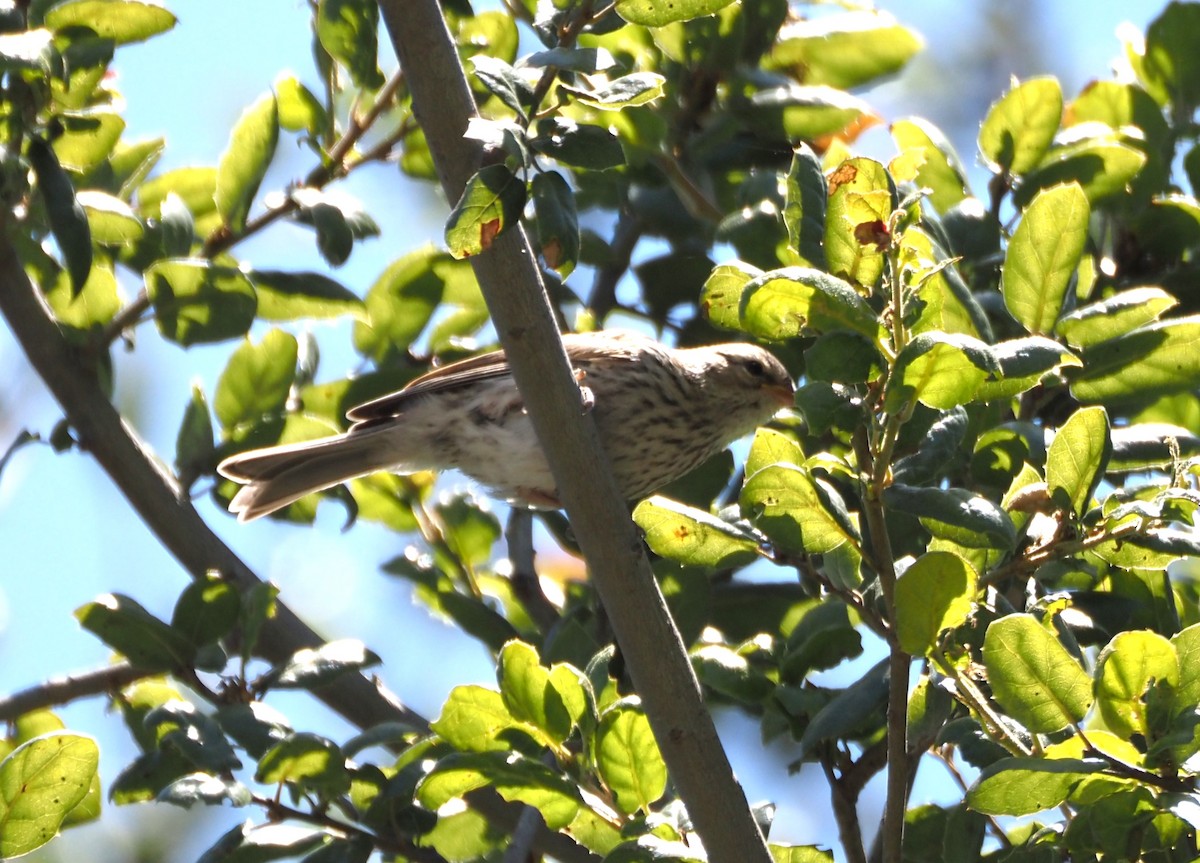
[376,3,772,862]
[0,227,593,863]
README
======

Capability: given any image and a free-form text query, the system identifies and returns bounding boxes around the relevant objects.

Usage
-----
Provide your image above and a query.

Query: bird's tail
[218,428,401,522]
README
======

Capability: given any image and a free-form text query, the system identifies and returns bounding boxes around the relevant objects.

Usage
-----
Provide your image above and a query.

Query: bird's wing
[344,330,652,424]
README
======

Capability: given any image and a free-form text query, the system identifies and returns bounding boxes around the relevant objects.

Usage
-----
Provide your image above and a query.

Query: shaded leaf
[216,92,279,232]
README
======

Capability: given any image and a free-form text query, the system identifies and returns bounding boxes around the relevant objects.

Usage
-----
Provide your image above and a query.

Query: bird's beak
[768,383,795,409]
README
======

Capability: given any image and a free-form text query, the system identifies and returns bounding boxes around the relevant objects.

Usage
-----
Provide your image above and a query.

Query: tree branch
[0,662,149,721]
[376,3,773,861]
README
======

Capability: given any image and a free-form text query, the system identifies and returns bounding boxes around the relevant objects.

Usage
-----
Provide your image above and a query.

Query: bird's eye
[744,359,766,377]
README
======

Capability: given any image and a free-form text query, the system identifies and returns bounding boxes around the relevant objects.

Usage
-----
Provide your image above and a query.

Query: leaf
[885,332,1000,411]
[1056,287,1179,348]
[75,593,195,671]
[766,11,922,90]
[595,703,666,815]
[701,264,882,343]
[1095,630,1179,739]
[255,733,350,796]
[982,614,1093,733]
[145,701,241,773]
[615,0,735,27]
[967,758,1104,816]
[530,118,624,170]
[274,74,326,135]
[894,552,977,656]
[744,427,803,478]
[890,117,969,213]
[432,685,522,753]
[316,0,383,89]
[741,464,858,555]
[824,157,893,288]
[216,92,279,232]
[53,111,125,172]
[258,640,381,691]
[445,165,527,259]
[144,259,257,346]
[417,751,580,830]
[1002,183,1090,335]
[1072,316,1200,404]
[158,773,252,809]
[171,576,240,649]
[531,170,579,279]
[0,733,99,858]
[783,143,827,268]
[44,0,176,44]
[691,644,774,702]
[572,73,665,110]
[44,261,119,330]
[77,190,143,244]
[797,660,888,758]
[249,270,362,321]
[1046,406,1110,518]
[28,136,91,296]
[0,29,58,74]
[1014,138,1147,208]
[214,329,297,435]
[978,76,1063,175]
[290,186,379,267]
[747,85,878,143]
[883,484,1016,550]
[497,641,572,746]
[634,496,759,569]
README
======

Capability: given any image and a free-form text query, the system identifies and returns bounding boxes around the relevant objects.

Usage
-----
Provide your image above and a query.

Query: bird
[217,330,795,521]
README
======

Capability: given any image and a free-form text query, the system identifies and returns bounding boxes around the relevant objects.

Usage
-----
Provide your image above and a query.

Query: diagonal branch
[376,3,773,862]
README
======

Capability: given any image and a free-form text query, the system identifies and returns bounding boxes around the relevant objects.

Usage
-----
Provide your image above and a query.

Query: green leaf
[445,165,527,259]
[766,11,922,90]
[44,261,119,330]
[1141,2,1200,112]
[742,464,858,555]
[45,0,176,44]
[1046,406,1110,518]
[76,190,143,244]
[967,757,1104,816]
[797,660,888,758]
[417,751,580,830]
[978,76,1063,175]
[216,92,279,232]
[432,685,522,753]
[497,641,572,746]
[171,576,240,649]
[769,845,834,863]
[1095,630,1179,739]
[885,332,1000,411]
[53,111,126,172]
[1172,623,1200,712]
[255,733,349,795]
[615,0,735,27]
[259,640,381,691]
[573,73,665,110]
[783,143,827,268]
[744,427,803,478]
[145,259,257,346]
[274,74,327,135]
[158,773,252,809]
[884,484,1016,550]
[0,733,99,858]
[972,337,1081,403]
[249,270,363,321]
[530,118,625,170]
[214,329,297,435]
[895,552,977,656]
[825,157,893,288]
[531,170,579,279]
[1072,316,1200,404]
[595,703,666,815]
[1055,287,1178,349]
[691,644,774,702]
[1002,183,1089,335]
[746,85,877,143]
[701,264,882,343]
[982,613,1093,733]
[75,593,195,671]
[1014,138,1147,208]
[634,496,759,569]
[289,186,379,267]
[145,701,241,773]
[316,0,383,89]
[890,117,969,213]
[28,136,91,296]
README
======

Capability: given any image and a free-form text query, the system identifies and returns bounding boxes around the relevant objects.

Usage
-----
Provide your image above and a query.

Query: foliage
[3,0,1200,862]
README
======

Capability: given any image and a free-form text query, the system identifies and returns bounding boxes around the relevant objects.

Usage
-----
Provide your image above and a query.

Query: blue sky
[0,1,1173,859]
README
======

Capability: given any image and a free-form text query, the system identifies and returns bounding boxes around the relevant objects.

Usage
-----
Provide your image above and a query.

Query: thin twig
[505,509,559,632]
[0,662,149,722]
